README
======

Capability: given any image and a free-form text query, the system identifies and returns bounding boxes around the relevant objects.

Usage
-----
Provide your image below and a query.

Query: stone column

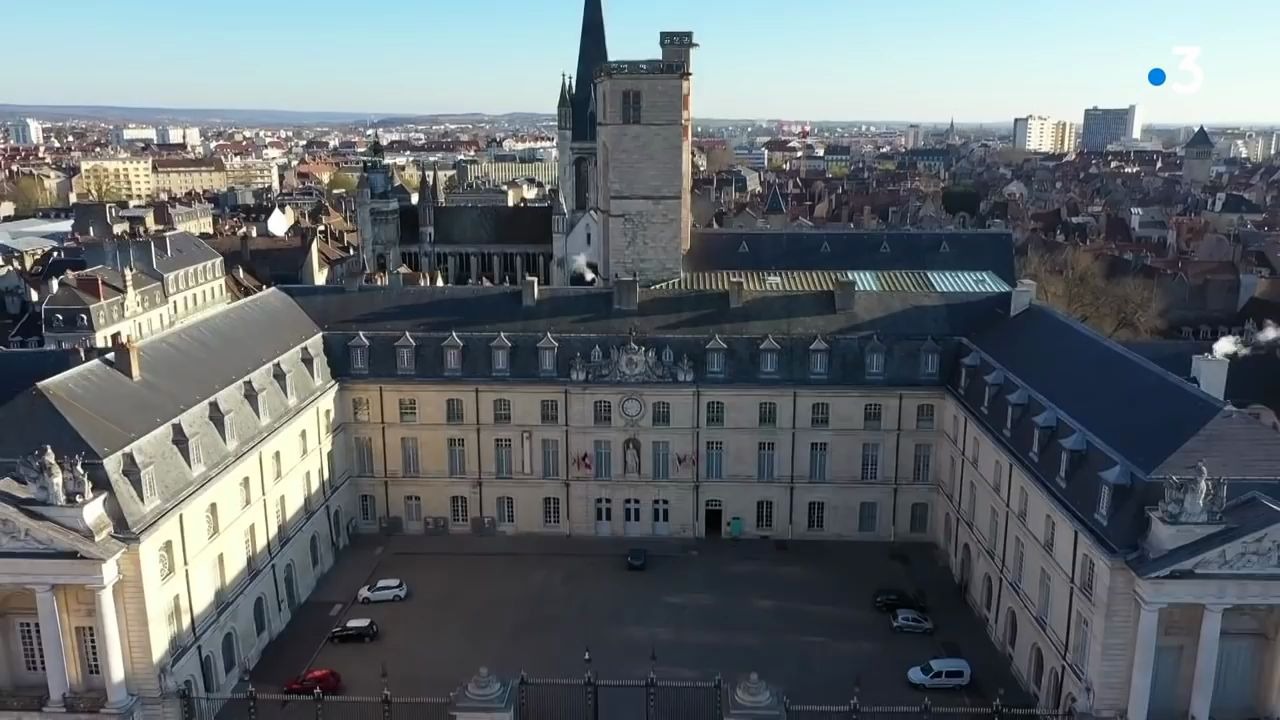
[724,672,784,720]
[516,253,526,283]
[471,253,481,283]
[1126,600,1165,720]
[1189,604,1230,720]
[30,585,70,710]
[493,253,503,284]
[450,667,513,720]
[90,580,131,710]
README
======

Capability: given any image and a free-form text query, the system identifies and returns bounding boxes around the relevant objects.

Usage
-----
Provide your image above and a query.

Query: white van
[906,658,971,689]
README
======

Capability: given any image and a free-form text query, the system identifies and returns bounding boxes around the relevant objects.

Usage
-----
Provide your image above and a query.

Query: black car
[328,618,379,643]
[626,548,648,571]
[873,588,927,613]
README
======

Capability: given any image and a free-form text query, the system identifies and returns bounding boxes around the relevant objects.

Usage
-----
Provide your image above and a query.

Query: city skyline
[4,0,1279,125]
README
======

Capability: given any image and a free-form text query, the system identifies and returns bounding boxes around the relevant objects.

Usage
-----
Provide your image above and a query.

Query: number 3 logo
[1171,46,1203,95]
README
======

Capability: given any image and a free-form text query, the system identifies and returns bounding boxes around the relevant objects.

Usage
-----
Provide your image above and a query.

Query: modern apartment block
[1081,105,1141,152]
[1013,115,1077,153]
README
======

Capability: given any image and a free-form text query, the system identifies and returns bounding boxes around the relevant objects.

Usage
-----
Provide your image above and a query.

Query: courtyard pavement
[250,535,1032,708]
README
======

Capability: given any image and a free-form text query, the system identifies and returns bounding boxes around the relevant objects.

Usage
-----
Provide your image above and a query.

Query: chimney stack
[1191,354,1229,401]
[522,275,539,307]
[240,233,252,262]
[727,277,745,308]
[834,277,857,311]
[613,276,639,311]
[72,274,105,301]
[111,333,141,381]
[1011,279,1037,317]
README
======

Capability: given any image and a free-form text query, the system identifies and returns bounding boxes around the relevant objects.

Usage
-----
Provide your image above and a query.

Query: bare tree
[2,176,50,213]
[1019,244,1163,339]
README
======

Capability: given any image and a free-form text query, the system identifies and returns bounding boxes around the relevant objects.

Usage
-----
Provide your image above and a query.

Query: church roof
[1185,126,1214,149]
[571,0,608,143]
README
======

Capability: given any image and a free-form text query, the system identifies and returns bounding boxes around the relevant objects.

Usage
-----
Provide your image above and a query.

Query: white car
[907,658,971,689]
[891,608,935,634]
[357,578,407,604]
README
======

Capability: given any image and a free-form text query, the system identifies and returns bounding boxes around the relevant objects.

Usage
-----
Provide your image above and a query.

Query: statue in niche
[624,438,641,477]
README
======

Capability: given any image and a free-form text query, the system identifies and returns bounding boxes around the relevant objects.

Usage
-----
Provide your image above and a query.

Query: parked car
[626,548,648,571]
[890,609,935,634]
[328,618,379,643]
[284,668,344,695]
[357,578,408,604]
[873,588,927,613]
[906,658,970,690]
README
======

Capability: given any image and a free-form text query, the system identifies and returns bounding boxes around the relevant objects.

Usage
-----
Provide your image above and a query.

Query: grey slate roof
[686,230,1017,285]
[1185,126,1214,150]
[1129,489,1280,577]
[430,206,552,247]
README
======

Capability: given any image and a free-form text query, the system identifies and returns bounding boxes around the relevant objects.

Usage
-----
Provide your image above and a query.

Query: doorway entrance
[704,499,723,538]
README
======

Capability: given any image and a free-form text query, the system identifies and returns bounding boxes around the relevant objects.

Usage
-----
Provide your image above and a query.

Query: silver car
[891,608,935,634]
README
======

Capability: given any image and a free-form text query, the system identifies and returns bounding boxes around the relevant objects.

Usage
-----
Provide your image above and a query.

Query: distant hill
[0,103,554,127]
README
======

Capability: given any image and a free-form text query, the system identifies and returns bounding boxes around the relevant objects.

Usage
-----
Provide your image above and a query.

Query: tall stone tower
[355,157,401,274]
[417,162,442,273]
[596,31,695,282]
[1184,126,1214,188]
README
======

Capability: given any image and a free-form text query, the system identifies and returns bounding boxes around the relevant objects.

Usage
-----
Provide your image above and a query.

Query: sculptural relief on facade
[569,333,696,383]
[1192,532,1280,573]
[1159,462,1226,524]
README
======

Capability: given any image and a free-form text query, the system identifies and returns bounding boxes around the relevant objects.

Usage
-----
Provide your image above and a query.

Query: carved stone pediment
[1187,531,1280,574]
[571,336,693,384]
[0,517,66,554]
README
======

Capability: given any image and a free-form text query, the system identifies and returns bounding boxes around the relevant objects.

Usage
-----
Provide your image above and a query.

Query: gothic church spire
[571,0,608,143]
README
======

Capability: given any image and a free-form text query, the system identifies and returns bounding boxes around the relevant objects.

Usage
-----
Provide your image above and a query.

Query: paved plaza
[250,536,1030,707]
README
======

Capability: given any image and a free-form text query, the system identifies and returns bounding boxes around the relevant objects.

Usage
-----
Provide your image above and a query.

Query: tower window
[622,90,643,124]
[573,157,589,211]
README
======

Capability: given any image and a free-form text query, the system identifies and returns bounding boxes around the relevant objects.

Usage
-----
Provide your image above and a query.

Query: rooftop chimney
[240,233,252,262]
[1190,354,1229,401]
[111,332,141,381]
[834,277,856,311]
[1011,279,1037,317]
[522,275,539,307]
[613,276,639,311]
[727,277,745,308]
[72,274,105,301]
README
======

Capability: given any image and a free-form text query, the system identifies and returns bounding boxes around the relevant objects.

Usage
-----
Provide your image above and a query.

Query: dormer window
[442,332,464,376]
[809,337,829,378]
[1004,388,1028,436]
[208,401,236,447]
[172,423,204,472]
[1097,484,1113,519]
[537,332,558,377]
[273,362,294,402]
[759,336,780,376]
[661,346,674,364]
[919,338,940,379]
[982,371,1004,412]
[76,314,88,328]
[959,352,980,390]
[590,345,603,363]
[706,335,727,376]
[300,346,318,380]
[1030,409,1056,459]
[864,337,885,378]
[1097,465,1128,522]
[243,381,268,422]
[1057,432,1085,484]
[52,314,64,328]
[490,333,512,377]
[122,451,157,504]
[394,332,416,375]
[348,333,370,375]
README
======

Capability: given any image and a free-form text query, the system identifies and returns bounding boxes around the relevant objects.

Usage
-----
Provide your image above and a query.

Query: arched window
[1004,607,1019,652]
[219,631,237,676]
[200,654,216,693]
[1029,644,1045,696]
[573,157,590,210]
[253,596,268,637]
[309,533,321,569]
[981,574,994,614]
[159,541,175,579]
[205,504,219,538]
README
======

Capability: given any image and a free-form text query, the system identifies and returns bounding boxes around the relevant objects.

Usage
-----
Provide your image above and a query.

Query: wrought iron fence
[173,676,1070,720]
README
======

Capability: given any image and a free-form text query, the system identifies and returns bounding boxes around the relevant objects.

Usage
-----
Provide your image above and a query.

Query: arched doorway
[573,157,590,210]
[253,596,269,638]
[283,563,298,611]
[959,543,972,588]
[1029,644,1045,700]
[1063,693,1077,714]
[704,499,723,539]
[332,508,344,549]
[1047,668,1061,709]
[981,574,993,615]
[220,630,238,679]
[1004,607,1019,654]
[309,533,321,570]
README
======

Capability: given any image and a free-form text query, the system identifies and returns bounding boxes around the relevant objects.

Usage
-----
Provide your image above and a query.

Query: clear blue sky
[5,0,1277,125]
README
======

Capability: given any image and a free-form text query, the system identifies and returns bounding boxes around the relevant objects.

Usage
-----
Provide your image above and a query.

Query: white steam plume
[1212,320,1280,359]
[571,253,596,283]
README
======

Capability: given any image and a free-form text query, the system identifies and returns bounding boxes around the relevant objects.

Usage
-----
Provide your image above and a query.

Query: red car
[283,669,343,695]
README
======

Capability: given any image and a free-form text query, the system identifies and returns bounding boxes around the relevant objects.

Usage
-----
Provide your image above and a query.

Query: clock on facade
[620,396,644,419]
